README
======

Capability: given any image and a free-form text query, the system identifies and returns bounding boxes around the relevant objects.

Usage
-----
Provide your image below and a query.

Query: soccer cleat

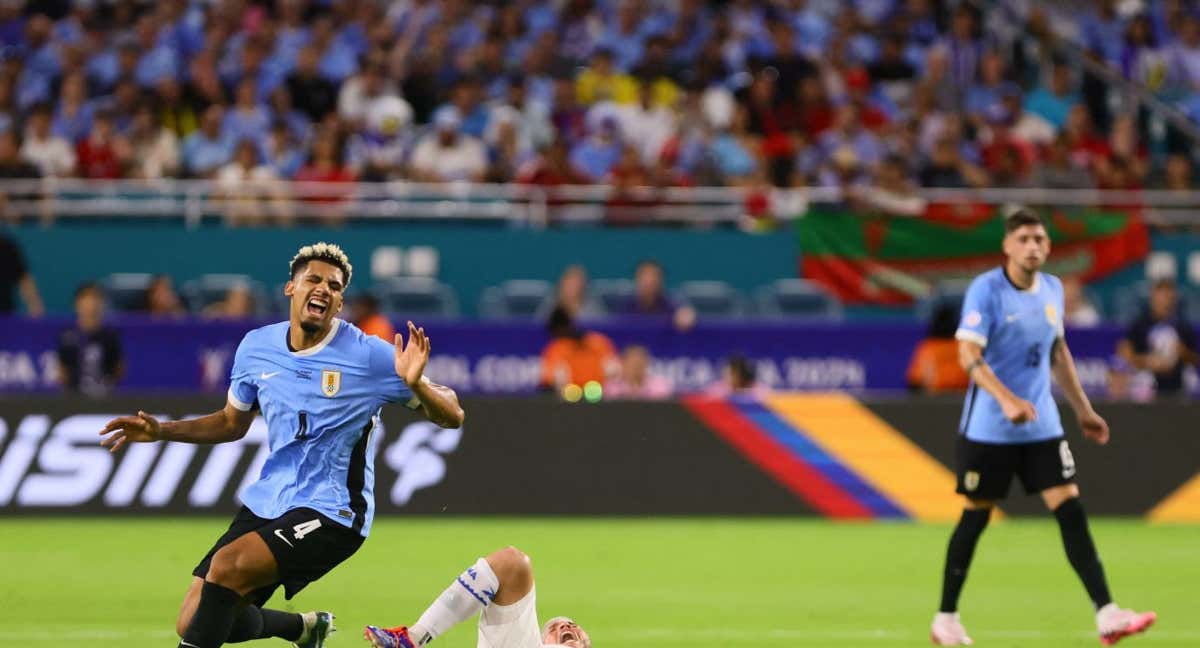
[363,625,417,648]
[930,612,974,646]
[1097,603,1156,646]
[295,611,336,648]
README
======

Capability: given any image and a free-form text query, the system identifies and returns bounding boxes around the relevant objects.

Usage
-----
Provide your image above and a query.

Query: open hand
[394,321,430,386]
[1079,409,1110,445]
[99,411,161,452]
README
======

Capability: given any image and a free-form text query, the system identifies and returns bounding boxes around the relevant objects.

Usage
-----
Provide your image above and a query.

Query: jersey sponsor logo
[963,471,980,492]
[261,371,281,380]
[321,370,341,397]
[964,311,983,327]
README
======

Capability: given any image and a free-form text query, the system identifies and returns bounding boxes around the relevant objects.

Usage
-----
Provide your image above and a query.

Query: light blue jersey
[227,319,418,537]
[955,267,1065,444]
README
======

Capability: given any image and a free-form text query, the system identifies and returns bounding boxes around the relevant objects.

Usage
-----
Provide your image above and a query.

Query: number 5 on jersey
[273,518,322,548]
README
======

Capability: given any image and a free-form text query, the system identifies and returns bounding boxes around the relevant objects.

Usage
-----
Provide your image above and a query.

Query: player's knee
[489,546,533,582]
[207,545,259,591]
[1042,483,1080,510]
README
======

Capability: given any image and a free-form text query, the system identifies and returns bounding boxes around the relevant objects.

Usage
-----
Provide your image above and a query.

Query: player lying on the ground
[99,243,464,648]
[363,546,591,648]
[930,210,1154,647]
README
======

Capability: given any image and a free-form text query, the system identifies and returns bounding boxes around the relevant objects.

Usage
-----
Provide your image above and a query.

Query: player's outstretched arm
[99,401,256,452]
[395,320,465,429]
[1051,338,1109,445]
[958,340,1037,424]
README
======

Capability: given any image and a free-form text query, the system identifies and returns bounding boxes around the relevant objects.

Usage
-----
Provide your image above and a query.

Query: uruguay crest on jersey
[322,369,341,397]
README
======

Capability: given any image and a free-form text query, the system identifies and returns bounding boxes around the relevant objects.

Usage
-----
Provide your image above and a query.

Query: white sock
[296,611,317,643]
[409,558,499,645]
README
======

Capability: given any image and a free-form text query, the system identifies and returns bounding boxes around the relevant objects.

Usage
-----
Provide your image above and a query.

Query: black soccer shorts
[192,506,364,606]
[955,436,1077,500]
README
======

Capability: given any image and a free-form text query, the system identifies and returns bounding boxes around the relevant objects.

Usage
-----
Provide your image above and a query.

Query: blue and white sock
[409,558,499,645]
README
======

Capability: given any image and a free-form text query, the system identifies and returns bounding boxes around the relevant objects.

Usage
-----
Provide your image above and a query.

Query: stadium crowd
[0,0,1197,200]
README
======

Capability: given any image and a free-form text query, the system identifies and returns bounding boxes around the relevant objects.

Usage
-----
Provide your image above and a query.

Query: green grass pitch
[1,518,1196,646]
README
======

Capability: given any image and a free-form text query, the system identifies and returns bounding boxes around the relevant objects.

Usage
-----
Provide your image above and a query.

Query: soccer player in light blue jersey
[930,210,1154,646]
[100,243,464,648]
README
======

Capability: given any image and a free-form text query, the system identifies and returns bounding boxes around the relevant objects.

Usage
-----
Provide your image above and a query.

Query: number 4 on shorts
[293,518,321,540]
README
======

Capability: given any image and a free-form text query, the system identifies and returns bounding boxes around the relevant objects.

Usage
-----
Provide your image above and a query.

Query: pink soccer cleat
[1097,604,1157,646]
[930,612,974,646]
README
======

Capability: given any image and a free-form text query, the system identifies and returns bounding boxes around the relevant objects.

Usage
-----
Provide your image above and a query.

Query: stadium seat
[478,279,554,320]
[101,273,155,312]
[181,274,270,315]
[590,279,636,315]
[914,279,973,322]
[374,277,460,318]
[754,279,843,320]
[674,281,744,318]
[1112,283,1151,325]
[1110,281,1200,324]
[270,282,291,315]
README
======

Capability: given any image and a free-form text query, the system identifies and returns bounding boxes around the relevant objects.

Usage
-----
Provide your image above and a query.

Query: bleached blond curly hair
[289,242,353,286]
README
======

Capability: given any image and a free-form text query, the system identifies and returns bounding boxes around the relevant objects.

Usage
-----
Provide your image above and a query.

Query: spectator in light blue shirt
[222,79,273,147]
[1081,0,1125,66]
[182,104,235,177]
[598,2,646,71]
[22,14,60,87]
[309,16,359,83]
[569,113,624,181]
[52,72,94,143]
[791,0,832,58]
[670,0,713,63]
[132,15,179,88]
[87,36,140,95]
[261,120,305,179]
[965,51,1011,125]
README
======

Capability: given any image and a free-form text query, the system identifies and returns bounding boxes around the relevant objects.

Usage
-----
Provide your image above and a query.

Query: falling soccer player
[363,546,591,648]
[99,242,464,648]
[930,210,1155,646]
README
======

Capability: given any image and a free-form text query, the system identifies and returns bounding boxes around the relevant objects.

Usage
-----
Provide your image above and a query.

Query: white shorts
[477,586,542,648]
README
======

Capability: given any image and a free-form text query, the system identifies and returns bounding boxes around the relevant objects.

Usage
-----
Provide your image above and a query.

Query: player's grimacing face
[1003,224,1050,272]
[543,617,590,648]
[285,260,345,331]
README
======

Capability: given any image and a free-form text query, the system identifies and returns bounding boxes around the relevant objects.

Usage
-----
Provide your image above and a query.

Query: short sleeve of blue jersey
[227,335,259,411]
[956,277,995,348]
[365,335,421,409]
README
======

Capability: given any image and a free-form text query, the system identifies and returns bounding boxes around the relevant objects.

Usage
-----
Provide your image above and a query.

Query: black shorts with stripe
[192,506,364,607]
[955,436,1077,500]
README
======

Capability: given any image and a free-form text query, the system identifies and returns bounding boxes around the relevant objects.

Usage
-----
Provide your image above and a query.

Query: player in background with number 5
[99,243,464,648]
[930,210,1155,646]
